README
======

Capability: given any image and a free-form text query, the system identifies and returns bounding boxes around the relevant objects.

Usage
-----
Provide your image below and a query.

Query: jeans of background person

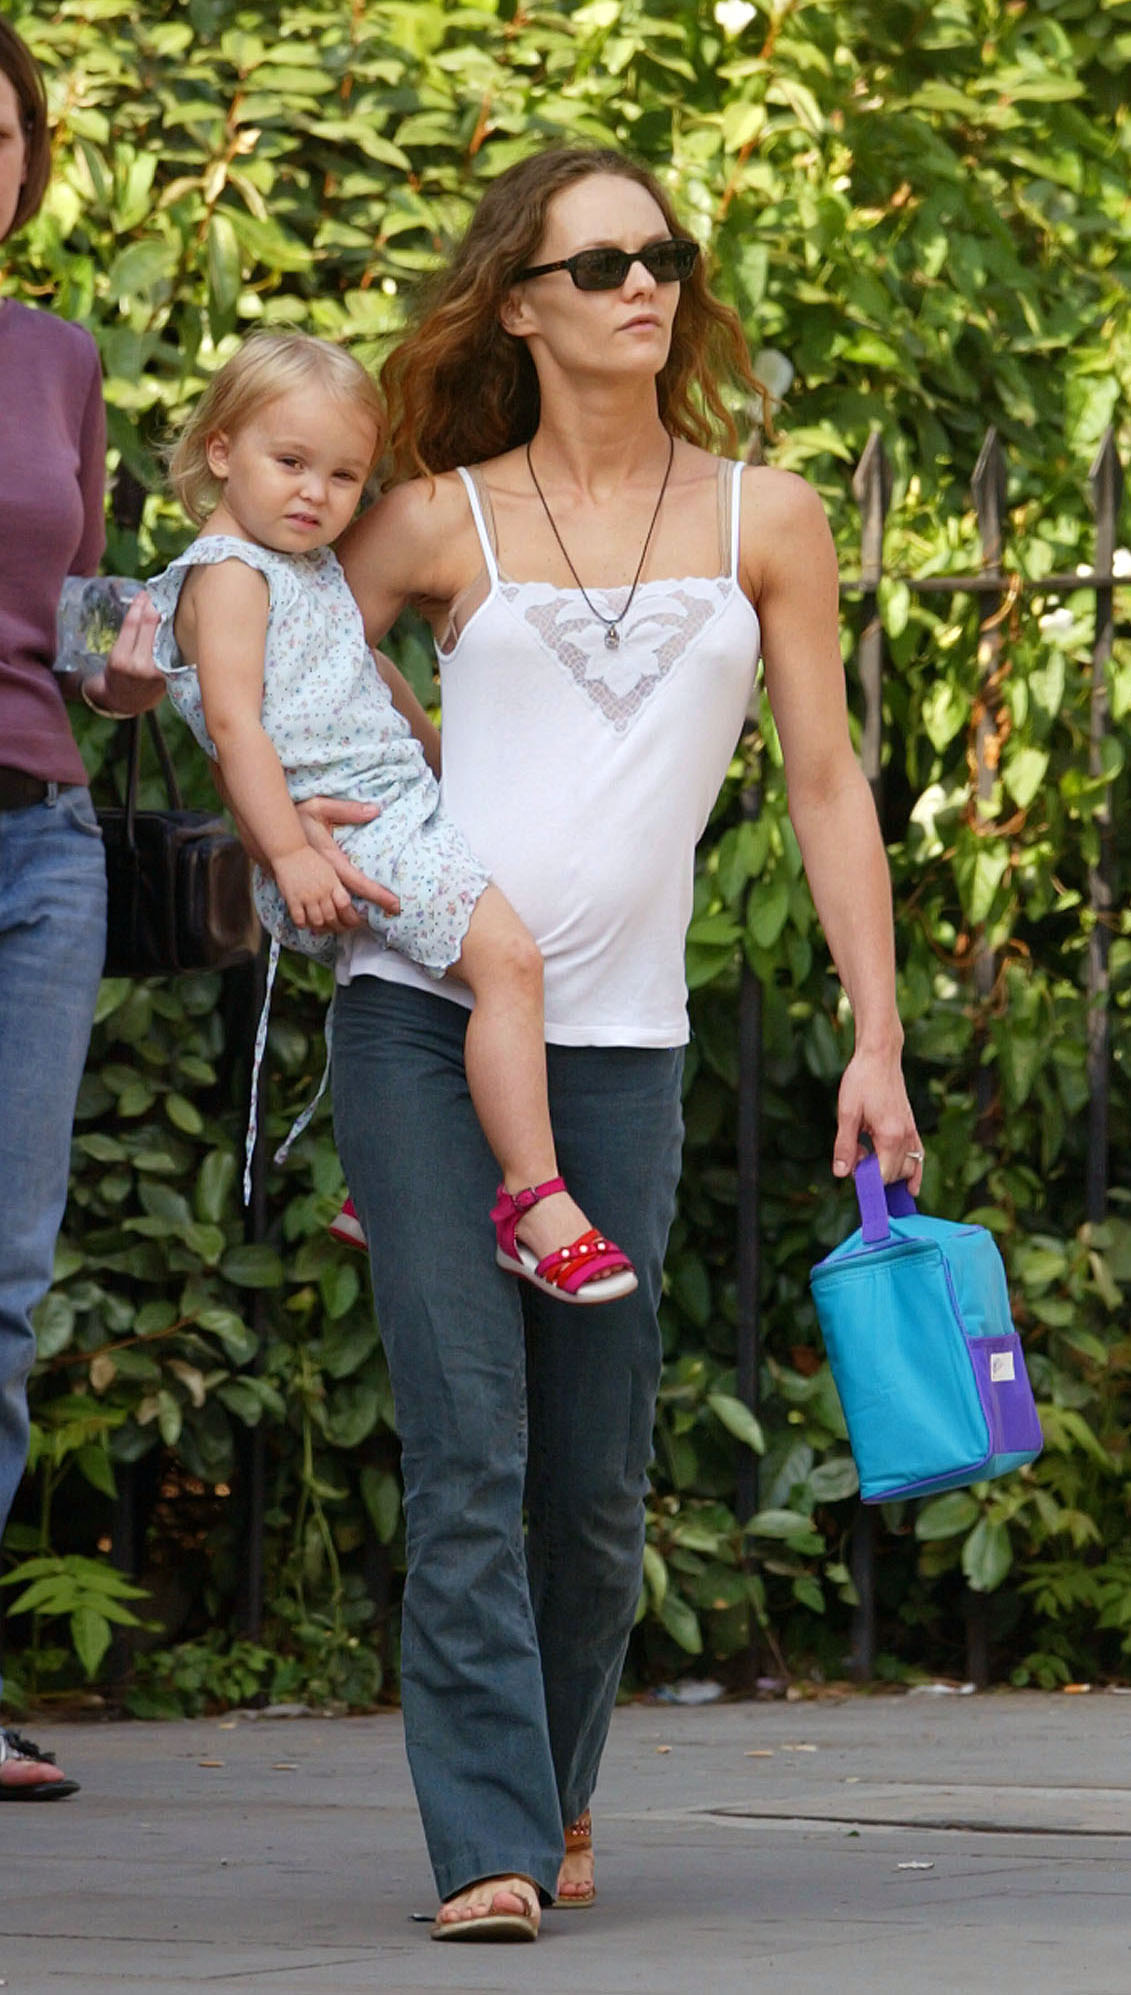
[0,789,106,1572]
[333,979,683,1905]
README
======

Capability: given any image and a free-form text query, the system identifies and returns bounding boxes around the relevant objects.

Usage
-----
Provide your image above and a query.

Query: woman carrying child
[280,145,925,1940]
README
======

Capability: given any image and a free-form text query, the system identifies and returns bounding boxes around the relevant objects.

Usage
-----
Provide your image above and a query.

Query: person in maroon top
[0,20,162,1798]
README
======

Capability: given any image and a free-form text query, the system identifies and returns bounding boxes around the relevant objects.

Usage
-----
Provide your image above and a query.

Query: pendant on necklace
[604,625,621,651]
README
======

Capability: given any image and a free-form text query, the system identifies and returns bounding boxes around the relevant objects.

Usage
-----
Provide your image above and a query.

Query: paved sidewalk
[1,1691,1129,1994]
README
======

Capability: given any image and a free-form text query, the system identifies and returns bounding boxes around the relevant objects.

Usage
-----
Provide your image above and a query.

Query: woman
[0,20,162,1796]
[299,145,922,1938]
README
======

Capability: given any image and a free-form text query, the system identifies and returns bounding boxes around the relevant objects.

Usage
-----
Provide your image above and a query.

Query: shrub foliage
[4,0,1130,1705]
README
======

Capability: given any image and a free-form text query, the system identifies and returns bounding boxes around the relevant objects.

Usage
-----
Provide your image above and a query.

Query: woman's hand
[833,1046,924,1195]
[85,591,165,716]
[295,797,401,919]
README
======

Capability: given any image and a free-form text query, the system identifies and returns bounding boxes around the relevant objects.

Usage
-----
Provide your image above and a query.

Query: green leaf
[659,1591,704,1655]
[192,1306,258,1364]
[106,237,177,301]
[642,1542,668,1608]
[157,1390,183,1448]
[220,1245,285,1288]
[707,1393,765,1454]
[962,1518,1013,1593]
[196,1149,237,1225]
[745,1508,814,1540]
[1004,746,1050,811]
[746,877,790,949]
[76,1445,118,1499]
[359,1466,401,1545]
[32,1294,75,1362]
[807,1456,859,1503]
[915,1491,981,1541]
[166,1092,205,1136]
[71,1605,112,1680]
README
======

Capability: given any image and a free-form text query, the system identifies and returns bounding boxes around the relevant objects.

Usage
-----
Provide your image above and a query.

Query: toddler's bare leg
[450,888,605,1269]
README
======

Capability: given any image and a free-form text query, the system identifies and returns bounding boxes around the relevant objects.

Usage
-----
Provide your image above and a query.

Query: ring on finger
[905,1147,925,1163]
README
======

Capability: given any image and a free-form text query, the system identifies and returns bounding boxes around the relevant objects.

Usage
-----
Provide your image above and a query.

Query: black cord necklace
[525,432,676,651]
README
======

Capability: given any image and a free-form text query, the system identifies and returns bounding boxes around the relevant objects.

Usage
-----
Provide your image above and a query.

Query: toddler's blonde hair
[169,332,386,524]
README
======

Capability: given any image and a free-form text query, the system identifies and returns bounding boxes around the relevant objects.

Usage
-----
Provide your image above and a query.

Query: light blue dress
[146,535,489,974]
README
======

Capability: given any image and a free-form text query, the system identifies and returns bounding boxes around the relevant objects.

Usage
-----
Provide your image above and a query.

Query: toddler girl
[148,332,635,1304]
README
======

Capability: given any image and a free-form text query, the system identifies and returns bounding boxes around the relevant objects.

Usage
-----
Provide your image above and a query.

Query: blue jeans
[332,979,683,1904]
[0,789,106,1550]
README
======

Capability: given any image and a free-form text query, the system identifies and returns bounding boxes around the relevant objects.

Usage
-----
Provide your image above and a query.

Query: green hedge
[3,0,1130,1708]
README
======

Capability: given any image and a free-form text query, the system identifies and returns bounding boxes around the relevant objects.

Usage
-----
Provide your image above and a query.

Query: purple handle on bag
[855,1153,918,1244]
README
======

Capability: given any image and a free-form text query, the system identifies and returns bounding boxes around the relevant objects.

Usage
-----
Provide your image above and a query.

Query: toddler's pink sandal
[491,1178,638,1305]
[329,1196,367,1250]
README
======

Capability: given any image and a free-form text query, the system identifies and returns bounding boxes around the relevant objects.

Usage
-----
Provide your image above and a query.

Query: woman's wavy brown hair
[381,147,763,482]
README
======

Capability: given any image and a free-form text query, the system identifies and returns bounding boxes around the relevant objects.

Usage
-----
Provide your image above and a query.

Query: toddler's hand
[274,847,354,933]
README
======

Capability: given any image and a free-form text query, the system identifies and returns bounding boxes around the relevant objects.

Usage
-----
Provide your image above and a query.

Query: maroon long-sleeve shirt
[0,298,106,783]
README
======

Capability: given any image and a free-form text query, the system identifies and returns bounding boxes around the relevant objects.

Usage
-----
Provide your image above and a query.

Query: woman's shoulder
[738,462,831,535]
[343,471,478,581]
[3,300,99,376]
[374,467,476,530]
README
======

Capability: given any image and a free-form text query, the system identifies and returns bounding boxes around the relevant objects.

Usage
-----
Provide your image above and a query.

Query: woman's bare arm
[743,469,923,1189]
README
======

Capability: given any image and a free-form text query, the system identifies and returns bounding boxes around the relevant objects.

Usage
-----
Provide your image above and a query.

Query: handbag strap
[121,711,185,844]
[855,1152,918,1243]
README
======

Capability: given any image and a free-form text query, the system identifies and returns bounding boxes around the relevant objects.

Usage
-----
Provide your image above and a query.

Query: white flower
[715,0,756,34]
[753,346,794,403]
[1113,547,1131,578]
[1038,607,1075,636]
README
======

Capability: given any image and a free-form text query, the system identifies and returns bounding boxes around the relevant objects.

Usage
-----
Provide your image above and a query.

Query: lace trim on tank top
[444,460,750,736]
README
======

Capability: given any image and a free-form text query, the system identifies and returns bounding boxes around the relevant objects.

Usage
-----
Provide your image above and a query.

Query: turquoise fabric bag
[809,1156,1042,1503]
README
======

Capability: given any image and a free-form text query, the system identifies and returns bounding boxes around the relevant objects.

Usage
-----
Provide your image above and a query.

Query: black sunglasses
[515,237,700,292]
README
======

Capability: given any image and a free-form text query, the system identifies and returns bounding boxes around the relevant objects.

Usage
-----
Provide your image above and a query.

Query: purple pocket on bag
[970,1335,1043,1458]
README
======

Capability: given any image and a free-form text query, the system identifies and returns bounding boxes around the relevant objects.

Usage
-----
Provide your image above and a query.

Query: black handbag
[98,713,261,977]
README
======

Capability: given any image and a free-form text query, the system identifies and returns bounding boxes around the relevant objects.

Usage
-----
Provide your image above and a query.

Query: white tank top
[343,457,762,1046]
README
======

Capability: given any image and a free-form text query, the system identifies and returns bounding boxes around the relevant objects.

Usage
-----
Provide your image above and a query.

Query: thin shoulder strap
[455,465,499,585]
[729,459,745,580]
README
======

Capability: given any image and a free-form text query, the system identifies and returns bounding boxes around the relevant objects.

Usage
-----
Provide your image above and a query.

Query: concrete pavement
[1,1690,1129,1994]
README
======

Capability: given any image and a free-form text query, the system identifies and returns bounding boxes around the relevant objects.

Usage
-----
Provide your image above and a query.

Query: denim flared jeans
[0,788,106,1559]
[332,977,684,1905]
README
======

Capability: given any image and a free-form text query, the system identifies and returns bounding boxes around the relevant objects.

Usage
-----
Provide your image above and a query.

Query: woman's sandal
[554,1809,596,1908]
[430,1875,540,1942]
[0,1728,79,1801]
[491,1178,638,1305]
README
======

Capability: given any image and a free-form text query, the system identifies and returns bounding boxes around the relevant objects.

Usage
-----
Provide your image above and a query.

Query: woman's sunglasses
[515,237,700,292]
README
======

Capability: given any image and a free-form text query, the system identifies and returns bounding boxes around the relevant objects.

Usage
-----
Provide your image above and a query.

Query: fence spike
[1084,427,1120,1224]
[971,428,1006,567]
[852,430,891,805]
[1089,427,1124,563]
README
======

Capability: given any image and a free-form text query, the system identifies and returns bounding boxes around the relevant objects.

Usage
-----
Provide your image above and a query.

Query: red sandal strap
[490,1178,567,1258]
[534,1229,634,1295]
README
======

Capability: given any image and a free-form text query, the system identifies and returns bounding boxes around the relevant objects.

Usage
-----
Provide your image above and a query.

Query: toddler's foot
[329,1197,367,1250]
[491,1178,638,1306]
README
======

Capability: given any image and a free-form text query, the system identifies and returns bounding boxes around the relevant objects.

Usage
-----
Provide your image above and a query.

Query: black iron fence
[734,424,1127,1683]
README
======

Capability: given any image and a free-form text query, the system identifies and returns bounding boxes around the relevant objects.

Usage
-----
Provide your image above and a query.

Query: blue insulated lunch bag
[809,1156,1042,1503]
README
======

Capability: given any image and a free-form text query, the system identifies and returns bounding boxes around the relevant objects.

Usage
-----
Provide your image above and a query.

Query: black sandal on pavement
[554,1809,596,1908]
[430,1875,540,1942]
[0,1727,80,1801]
